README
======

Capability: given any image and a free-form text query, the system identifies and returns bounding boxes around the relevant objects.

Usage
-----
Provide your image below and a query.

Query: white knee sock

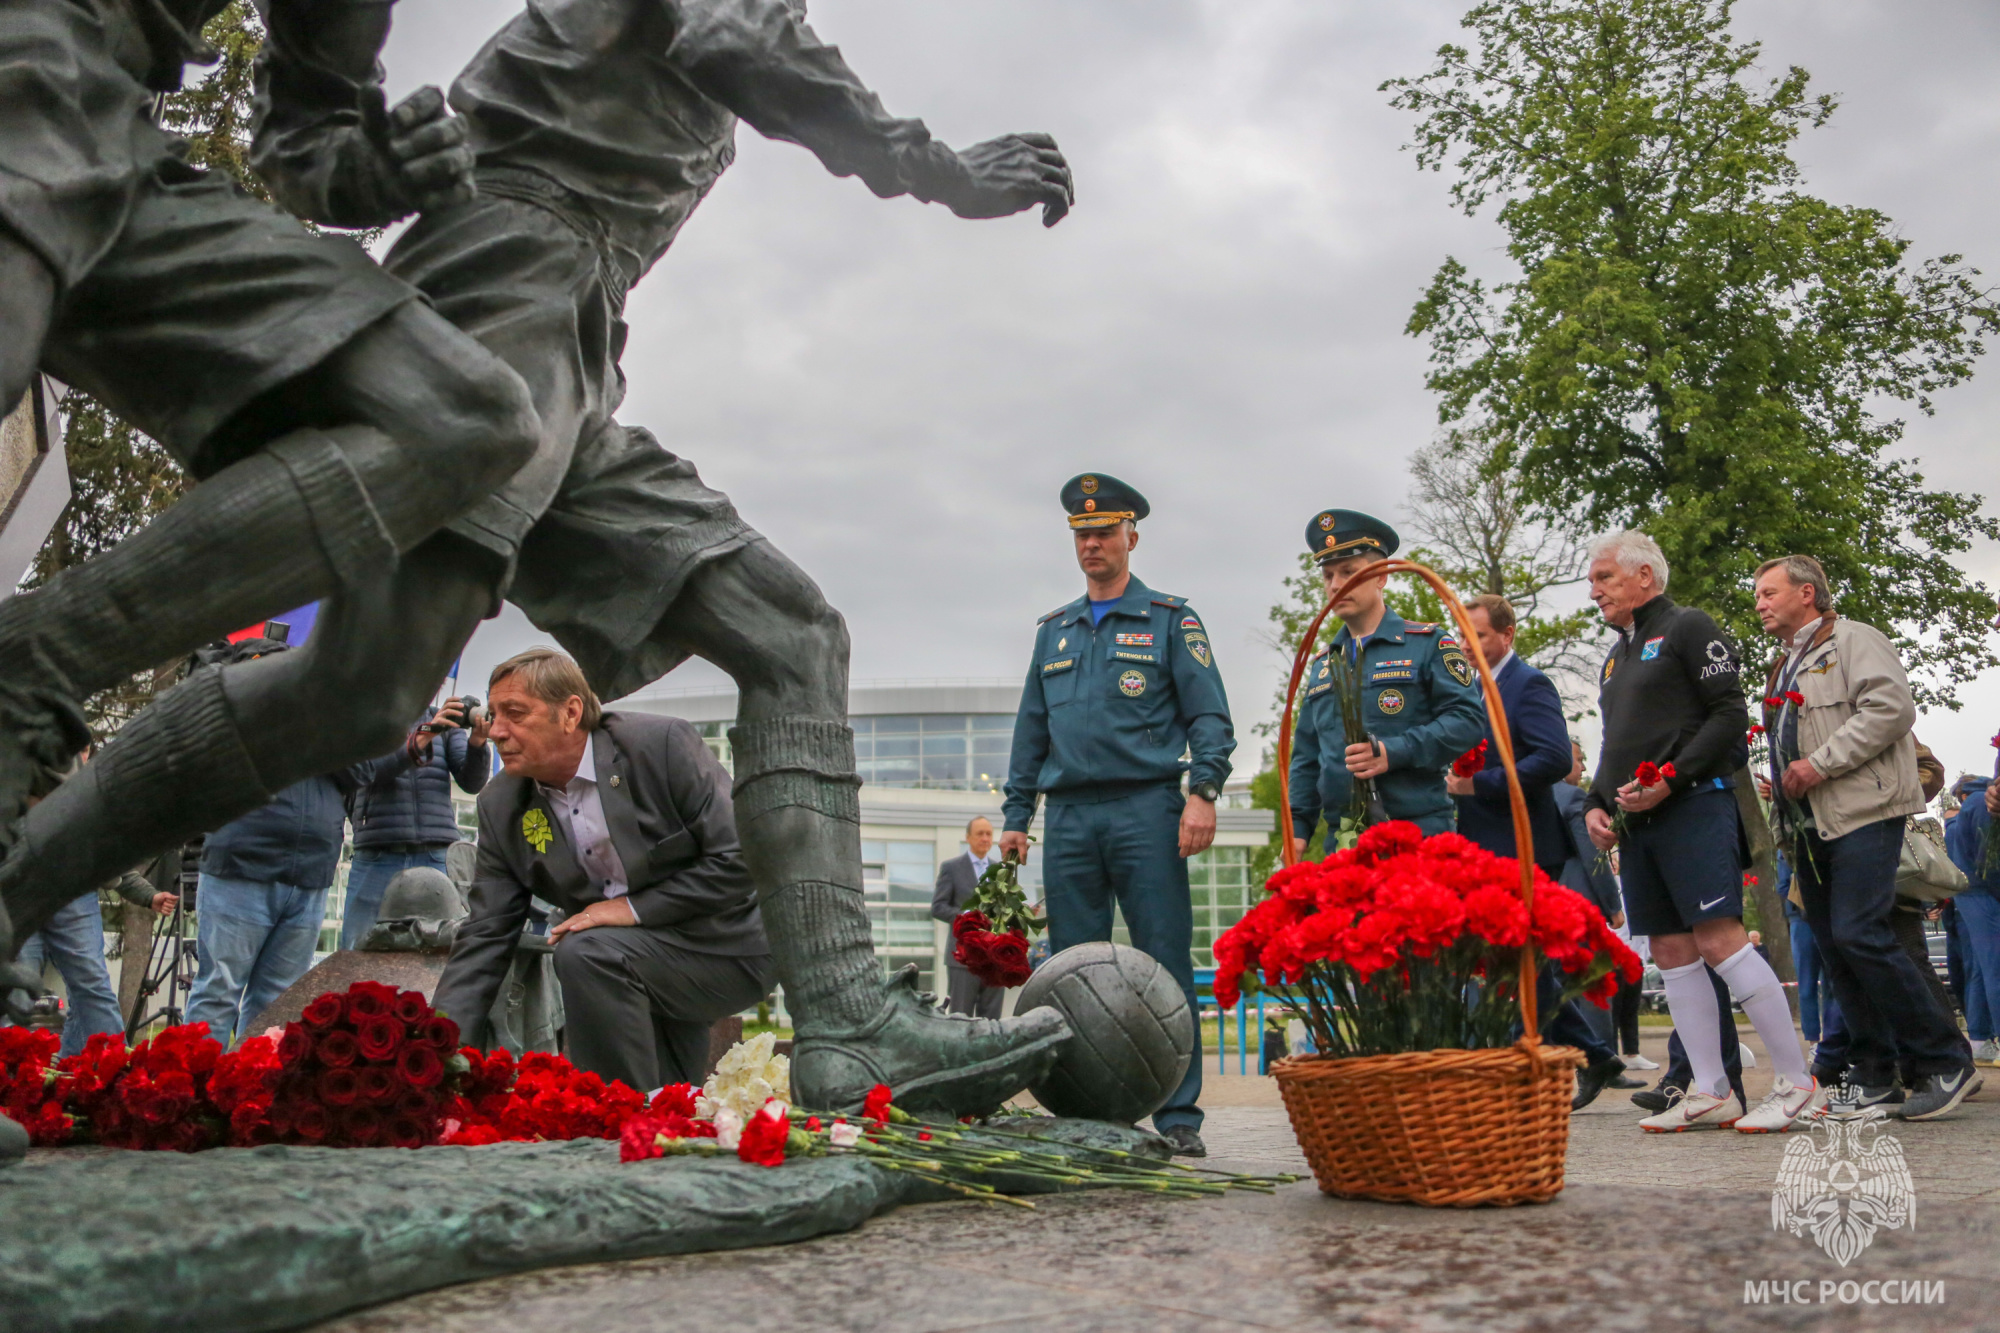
[1714,941,1811,1086]
[1661,960,1729,1099]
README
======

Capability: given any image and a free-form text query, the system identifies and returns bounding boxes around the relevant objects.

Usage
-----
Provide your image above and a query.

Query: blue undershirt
[1089,597,1120,625]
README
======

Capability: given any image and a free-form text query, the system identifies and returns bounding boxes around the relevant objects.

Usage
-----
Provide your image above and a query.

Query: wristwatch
[1191,781,1222,803]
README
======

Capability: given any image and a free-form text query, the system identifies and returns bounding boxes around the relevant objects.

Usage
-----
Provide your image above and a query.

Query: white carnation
[828,1121,861,1148]
[711,1105,744,1150]
[696,1030,792,1123]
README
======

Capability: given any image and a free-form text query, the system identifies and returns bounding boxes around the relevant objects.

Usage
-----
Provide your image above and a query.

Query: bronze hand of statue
[379,86,478,215]
[935,132,1074,226]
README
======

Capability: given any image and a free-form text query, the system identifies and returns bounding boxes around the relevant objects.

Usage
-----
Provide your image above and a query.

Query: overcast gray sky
[379,0,2000,786]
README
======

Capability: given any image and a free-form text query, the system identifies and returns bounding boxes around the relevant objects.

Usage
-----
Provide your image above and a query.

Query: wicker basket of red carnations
[1244,560,1642,1207]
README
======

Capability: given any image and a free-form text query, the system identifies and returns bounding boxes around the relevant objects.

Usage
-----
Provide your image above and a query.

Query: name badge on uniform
[1641,636,1665,661]
[1377,688,1406,715]
[1368,668,1414,684]
[1113,651,1157,664]
[1114,633,1154,647]
[1042,658,1076,674]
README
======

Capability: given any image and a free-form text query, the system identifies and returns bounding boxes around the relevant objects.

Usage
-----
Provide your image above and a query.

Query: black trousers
[552,926,772,1090]
[1795,817,1966,1084]
[1612,974,1642,1055]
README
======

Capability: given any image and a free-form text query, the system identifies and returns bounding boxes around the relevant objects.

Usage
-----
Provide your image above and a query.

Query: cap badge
[1083,498,1096,512]
[1325,534,1338,549]
[1081,476,1099,494]
[1319,513,1335,530]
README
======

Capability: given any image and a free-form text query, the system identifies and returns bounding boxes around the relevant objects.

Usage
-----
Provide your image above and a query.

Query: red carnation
[1747,724,1766,739]
[620,1113,671,1162]
[1634,761,1662,786]
[862,1084,893,1125]
[1763,696,1783,710]
[1785,690,1804,706]
[737,1102,790,1167]
[1354,821,1423,865]
[356,1017,403,1062]
[651,1083,700,1118]
[315,1028,360,1069]
[301,992,346,1031]
[1660,762,1676,780]
[318,1067,361,1107]
[397,1043,444,1090]
[1451,740,1488,778]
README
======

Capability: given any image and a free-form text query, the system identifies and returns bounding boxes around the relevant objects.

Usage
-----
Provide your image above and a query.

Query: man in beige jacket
[1754,555,1975,1121]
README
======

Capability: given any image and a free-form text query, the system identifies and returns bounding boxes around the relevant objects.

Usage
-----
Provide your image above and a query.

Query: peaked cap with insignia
[1061,472,1149,529]
[1305,508,1399,565]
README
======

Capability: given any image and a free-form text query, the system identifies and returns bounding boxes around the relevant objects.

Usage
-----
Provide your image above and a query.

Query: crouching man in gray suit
[931,816,1005,1019]
[434,648,772,1089]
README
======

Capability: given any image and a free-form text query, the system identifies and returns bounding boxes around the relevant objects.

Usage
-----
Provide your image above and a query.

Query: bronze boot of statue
[730,717,1067,1117]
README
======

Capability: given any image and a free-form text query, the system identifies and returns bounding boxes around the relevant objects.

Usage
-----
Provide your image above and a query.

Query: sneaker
[1640,1088,1743,1132]
[1973,1038,2000,1068]
[1735,1075,1827,1133]
[1898,1067,1976,1122]
[1158,1124,1206,1158]
[1622,1054,1660,1071]
[1631,1077,1687,1115]
[1573,1054,1631,1111]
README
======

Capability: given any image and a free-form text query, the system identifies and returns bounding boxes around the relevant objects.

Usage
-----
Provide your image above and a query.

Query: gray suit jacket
[931,852,982,974]
[433,711,767,1041]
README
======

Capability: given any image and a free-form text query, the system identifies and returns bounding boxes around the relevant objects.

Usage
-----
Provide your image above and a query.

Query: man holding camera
[340,697,493,949]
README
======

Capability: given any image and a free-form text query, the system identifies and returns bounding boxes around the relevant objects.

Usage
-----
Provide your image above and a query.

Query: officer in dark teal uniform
[1001,473,1234,1157]
[1288,509,1485,853]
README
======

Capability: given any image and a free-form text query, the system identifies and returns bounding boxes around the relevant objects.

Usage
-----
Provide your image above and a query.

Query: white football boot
[1639,1087,1743,1132]
[1734,1075,1826,1133]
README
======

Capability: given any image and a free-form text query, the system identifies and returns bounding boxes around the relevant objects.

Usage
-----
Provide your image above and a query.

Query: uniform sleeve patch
[1180,615,1201,630]
[1441,652,1474,687]
[1640,636,1665,660]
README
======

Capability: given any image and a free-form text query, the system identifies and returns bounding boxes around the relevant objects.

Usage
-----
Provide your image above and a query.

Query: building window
[853,714,1013,792]
[862,839,939,991]
[1108,844,1253,970]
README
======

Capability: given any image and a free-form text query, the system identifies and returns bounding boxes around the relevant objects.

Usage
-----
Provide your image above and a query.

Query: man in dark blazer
[931,816,1004,1019]
[1444,596,1624,1109]
[434,648,772,1090]
[1447,595,1572,874]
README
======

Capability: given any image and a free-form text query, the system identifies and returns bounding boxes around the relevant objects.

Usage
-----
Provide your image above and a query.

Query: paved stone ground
[315,1029,2000,1332]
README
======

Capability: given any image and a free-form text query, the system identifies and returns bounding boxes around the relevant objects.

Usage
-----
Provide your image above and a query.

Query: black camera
[422,694,481,734]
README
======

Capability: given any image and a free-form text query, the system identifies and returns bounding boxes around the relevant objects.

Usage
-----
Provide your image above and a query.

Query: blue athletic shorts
[1619,784,1744,936]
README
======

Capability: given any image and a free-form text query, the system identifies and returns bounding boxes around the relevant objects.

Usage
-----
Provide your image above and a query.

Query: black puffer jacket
[348,710,492,850]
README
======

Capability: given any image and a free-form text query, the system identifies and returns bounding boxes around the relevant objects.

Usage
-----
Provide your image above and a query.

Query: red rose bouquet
[261,980,468,1148]
[1213,822,1641,1059]
[949,851,1043,988]
[60,1024,225,1151]
[1,1027,73,1147]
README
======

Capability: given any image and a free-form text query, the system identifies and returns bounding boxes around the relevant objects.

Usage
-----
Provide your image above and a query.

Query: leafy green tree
[28,2,267,734]
[1386,0,1999,704]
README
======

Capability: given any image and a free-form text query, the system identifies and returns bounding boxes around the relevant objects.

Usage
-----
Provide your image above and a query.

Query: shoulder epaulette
[1405,623,1437,635]
[1150,595,1181,608]
[1037,606,1067,624]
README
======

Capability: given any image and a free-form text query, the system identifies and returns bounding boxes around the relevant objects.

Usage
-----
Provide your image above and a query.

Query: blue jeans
[1785,907,1842,1042]
[1795,818,1965,1083]
[14,894,126,1057]
[340,846,451,950]
[186,875,328,1045]
[1043,784,1202,1132]
[1955,892,2000,1043]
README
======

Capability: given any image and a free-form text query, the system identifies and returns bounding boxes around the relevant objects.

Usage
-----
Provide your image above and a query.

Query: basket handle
[1274,560,1541,1035]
